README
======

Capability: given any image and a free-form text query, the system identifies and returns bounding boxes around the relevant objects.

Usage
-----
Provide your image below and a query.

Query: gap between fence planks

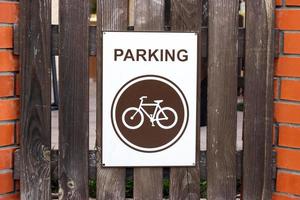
[96,0,128,199]
[19,0,52,199]
[242,0,275,199]
[169,0,202,200]
[207,0,239,199]
[58,0,90,199]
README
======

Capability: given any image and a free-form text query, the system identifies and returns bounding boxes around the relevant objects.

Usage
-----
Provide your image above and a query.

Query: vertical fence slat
[20,0,51,199]
[242,0,275,199]
[169,0,202,199]
[133,0,164,199]
[96,0,128,199]
[135,0,165,31]
[207,0,239,199]
[58,0,89,199]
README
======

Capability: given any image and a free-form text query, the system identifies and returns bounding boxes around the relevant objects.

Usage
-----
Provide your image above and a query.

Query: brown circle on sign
[111,75,188,153]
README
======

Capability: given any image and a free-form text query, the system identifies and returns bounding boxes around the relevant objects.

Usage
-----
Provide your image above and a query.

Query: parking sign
[102,32,198,166]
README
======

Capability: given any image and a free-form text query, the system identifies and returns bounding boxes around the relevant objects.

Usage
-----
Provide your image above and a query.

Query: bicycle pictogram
[111,75,189,152]
[122,96,178,130]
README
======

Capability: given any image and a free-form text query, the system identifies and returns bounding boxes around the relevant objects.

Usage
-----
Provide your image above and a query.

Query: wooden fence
[15,0,275,199]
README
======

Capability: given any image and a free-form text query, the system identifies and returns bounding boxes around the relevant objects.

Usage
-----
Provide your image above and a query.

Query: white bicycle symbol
[122,96,178,130]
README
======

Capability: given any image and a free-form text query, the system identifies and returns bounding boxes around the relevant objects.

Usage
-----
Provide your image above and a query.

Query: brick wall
[0,1,20,200]
[273,0,300,200]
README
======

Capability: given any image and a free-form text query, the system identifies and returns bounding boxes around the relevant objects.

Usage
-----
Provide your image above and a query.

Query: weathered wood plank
[133,1,164,199]
[242,0,275,199]
[58,0,89,199]
[170,0,202,31]
[15,150,279,182]
[96,0,128,199]
[135,0,164,31]
[13,25,246,58]
[207,0,239,199]
[169,0,202,199]
[19,0,51,199]
[13,24,19,55]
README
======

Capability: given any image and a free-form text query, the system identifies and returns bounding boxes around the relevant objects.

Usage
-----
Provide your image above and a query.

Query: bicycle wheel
[156,107,178,129]
[122,107,144,130]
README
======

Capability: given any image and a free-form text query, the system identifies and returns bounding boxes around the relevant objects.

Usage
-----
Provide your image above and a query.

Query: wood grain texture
[133,169,163,200]
[101,0,128,31]
[207,0,239,199]
[169,0,202,199]
[96,0,128,199]
[13,25,246,58]
[19,0,51,199]
[242,0,275,199]
[133,1,164,199]
[134,0,165,31]
[58,0,89,199]
[170,0,202,32]
[14,150,252,181]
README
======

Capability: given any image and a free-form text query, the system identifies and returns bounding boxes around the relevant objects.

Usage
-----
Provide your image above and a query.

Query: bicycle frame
[132,100,168,123]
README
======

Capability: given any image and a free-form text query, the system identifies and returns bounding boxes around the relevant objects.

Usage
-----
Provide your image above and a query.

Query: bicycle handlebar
[140,96,147,100]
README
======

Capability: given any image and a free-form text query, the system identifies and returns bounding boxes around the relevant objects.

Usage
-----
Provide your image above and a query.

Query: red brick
[0,193,20,200]
[284,33,300,54]
[277,172,300,196]
[0,124,14,146]
[0,172,14,194]
[276,0,282,6]
[0,99,19,121]
[0,2,19,23]
[274,102,300,124]
[275,57,300,78]
[273,193,300,200]
[279,126,300,148]
[0,148,14,170]
[281,79,300,101]
[277,148,300,171]
[0,51,19,72]
[0,75,14,97]
[274,79,279,99]
[276,10,300,30]
[0,27,13,49]
[286,0,300,6]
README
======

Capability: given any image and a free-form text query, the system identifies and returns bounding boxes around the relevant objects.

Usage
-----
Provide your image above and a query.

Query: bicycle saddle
[154,100,163,103]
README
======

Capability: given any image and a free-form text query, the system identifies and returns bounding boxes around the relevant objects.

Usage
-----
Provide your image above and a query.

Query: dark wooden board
[58,0,89,199]
[207,0,239,199]
[96,0,128,199]
[15,150,279,182]
[13,25,246,58]
[242,0,275,199]
[169,0,202,199]
[133,1,164,199]
[19,0,52,199]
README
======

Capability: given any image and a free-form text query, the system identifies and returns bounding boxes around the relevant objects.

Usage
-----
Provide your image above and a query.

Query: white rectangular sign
[102,32,198,167]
